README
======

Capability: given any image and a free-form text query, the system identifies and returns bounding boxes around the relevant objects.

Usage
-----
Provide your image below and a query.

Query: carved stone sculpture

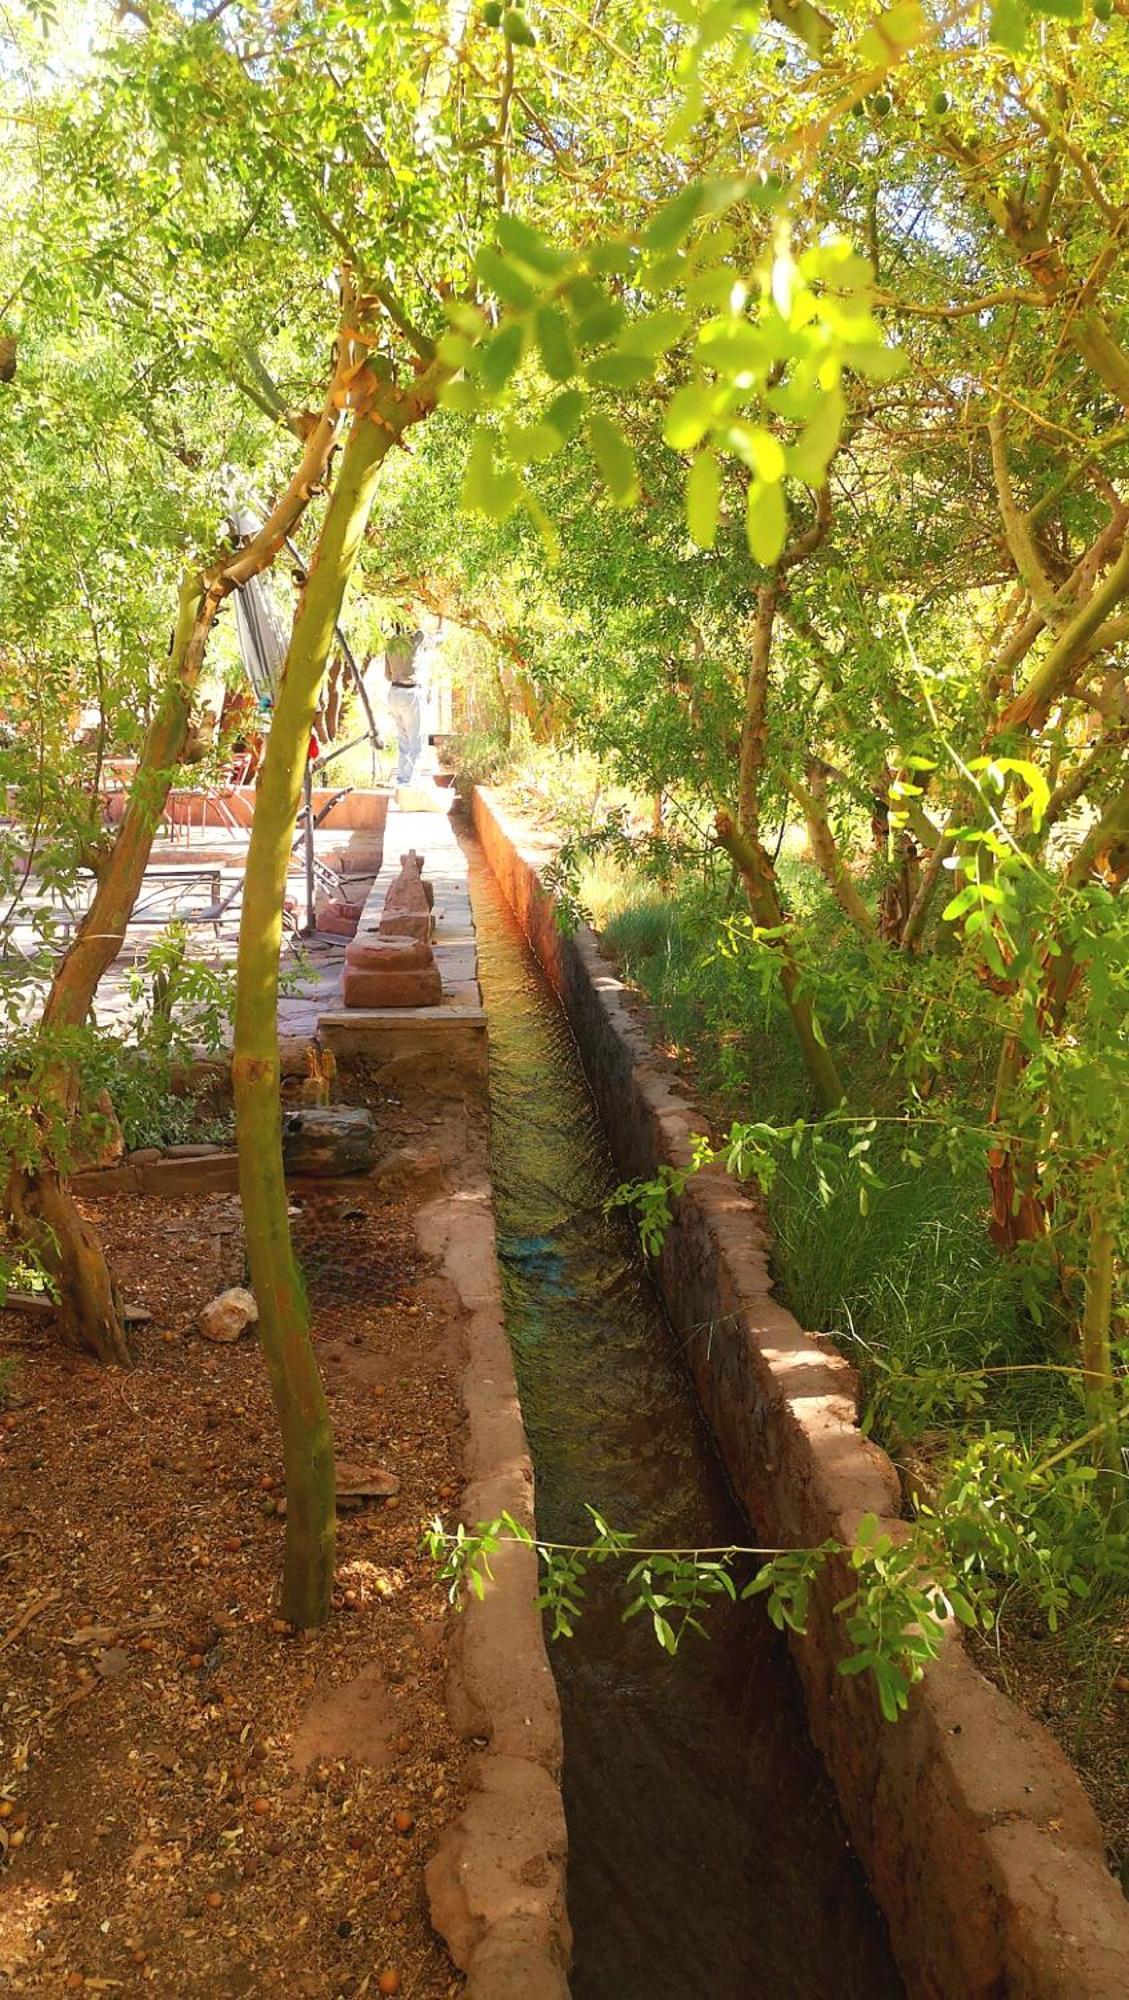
[377,850,433,941]
[342,861,442,1007]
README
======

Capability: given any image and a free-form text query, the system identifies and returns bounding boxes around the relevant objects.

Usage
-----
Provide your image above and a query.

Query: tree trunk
[8,1167,127,1360]
[232,371,436,1626]
[790,762,875,940]
[5,573,215,1364]
[987,777,1129,1255]
[986,1027,1049,1253]
[5,314,366,1362]
[715,809,847,1112]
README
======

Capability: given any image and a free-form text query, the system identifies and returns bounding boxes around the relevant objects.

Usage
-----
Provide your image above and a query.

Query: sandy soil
[0,1181,468,1999]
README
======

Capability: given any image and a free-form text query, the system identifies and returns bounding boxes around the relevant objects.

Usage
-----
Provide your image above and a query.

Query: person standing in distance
[384,624,425,787]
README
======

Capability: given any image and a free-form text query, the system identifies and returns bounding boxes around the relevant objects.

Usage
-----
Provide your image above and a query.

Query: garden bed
[0,1179,467,1997]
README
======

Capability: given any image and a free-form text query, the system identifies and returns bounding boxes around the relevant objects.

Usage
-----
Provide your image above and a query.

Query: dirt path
[0,1165,469,1998]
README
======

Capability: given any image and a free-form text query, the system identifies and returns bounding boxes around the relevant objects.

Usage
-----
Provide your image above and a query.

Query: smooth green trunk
[715,809,847,1113]
[232,406,400,1627]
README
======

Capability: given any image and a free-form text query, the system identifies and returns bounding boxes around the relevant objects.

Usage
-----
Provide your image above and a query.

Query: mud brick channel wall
[473,785,1129,2000]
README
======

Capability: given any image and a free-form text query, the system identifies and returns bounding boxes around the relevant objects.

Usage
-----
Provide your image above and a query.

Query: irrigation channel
[466,840,903,2000]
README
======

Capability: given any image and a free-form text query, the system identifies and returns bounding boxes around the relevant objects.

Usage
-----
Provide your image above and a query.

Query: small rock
[198,1288,258,1344]
[281,1104,378,1176]
[373,1146,445,1193]
[127,1147,164,1165]
[95,1646,131,1681]
[163,1142,227,1159]
[334,1461,400,1507]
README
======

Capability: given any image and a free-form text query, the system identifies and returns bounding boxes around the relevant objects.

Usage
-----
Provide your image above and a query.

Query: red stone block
[378,851,433,941]
[345,936,433,971]
[378,911,432,941]
[317,907,362,936]
[342,965,442,1009]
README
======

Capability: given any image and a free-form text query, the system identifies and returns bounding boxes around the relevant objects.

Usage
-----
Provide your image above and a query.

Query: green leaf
[505,418,563,465]
[461,428,496,513]
[686,448,721,549]
[525,491,562,563]
[479,319,525,394]
[574,298,626,349]
[858,0,926,65]
[643,182,705,253]
[685,265,741,312]
[644,176,750,252]
[585,352,652,390]
[942,884,979,921]
[482,463,522,521]
[848,341,908,382]
[745,478,787,564]
[496,213,569,276]
[535,304,577,382]
[438,375,480,415]
[619,308,688,358]
[474,244,537,309]
[461,428,520,520]
[728,423,786,481]
[787,386,845,484]
[588,239,636,277]
[990,0,1029,35]
[663,382,714,452]
[653,1610,676,1652]
[545,387,587,438]
[437,331,476,370]
[969,755,1051,828]
[587,413,639,506]
[443,300,488,336]
[695,322,770,374]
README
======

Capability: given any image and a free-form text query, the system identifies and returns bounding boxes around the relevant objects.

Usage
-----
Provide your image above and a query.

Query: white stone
[198,1286,258,1343]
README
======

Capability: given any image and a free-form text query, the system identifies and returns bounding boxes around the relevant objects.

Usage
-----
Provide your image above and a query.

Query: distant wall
[100,779,391,833]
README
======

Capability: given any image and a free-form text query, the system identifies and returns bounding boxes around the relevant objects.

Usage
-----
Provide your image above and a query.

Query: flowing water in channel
[467,842,903,2000]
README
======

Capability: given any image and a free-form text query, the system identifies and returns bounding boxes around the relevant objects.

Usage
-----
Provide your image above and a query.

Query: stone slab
[320,1014,488,1103]
[322,803,483,1058]
[316,908,361,937]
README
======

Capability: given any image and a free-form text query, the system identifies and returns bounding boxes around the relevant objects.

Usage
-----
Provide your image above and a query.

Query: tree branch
[988,406,1057,615]
[789,764,876,939]
[996,529,1129,734]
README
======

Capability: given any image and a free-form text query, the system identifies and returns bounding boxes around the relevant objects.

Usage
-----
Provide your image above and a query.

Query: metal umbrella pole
[301,755,316,936]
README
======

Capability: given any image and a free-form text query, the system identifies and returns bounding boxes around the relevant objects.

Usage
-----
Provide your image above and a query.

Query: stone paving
[317,798,487,1083]
[2,828,375,1041]
[321,801,483,1020]
[2,790,481,1062]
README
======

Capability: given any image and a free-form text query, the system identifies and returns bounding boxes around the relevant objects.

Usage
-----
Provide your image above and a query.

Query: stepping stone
[281,1104,378,1175]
